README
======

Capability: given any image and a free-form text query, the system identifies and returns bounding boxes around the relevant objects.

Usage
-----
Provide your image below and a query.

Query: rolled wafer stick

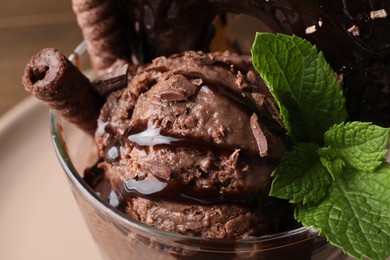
[72,0,130,75]
[22,48,104,135]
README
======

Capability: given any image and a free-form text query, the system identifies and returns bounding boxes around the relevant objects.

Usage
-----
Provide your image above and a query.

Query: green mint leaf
[295,165,390,260]
[270,143,332,204]
[251,33,347,143]
[318,122,390,173]
[318,150,345,179]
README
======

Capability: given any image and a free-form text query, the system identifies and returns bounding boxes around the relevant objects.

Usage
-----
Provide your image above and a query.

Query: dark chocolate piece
[92,60,130,97]
[22,48,104,135]
[250,113,268,157]
[153,74,199,102]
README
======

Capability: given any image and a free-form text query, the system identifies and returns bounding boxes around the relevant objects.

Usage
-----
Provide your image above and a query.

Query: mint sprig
[252,33,347,144]
[296,165,390,260]
[251,32,390,259]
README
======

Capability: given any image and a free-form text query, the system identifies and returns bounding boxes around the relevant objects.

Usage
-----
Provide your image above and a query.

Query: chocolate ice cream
[85,50,293,238]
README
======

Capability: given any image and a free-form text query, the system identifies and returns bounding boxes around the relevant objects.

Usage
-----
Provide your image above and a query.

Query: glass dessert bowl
[49,42,352,260]
[18,1,388,258]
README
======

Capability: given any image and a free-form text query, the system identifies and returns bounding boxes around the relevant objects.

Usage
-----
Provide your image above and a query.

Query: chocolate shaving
[226,149,240,169]
[92,60,130,97]
[250,114,268,157]
[370,9,387,19]
[153,74,199,102]
[142,162,172,181]
[22,48,104,135]
[347,25,360,36]
[251,92,266,108]
[265,98,284,129]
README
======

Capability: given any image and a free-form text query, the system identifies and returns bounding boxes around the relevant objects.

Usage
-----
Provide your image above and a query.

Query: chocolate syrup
[122,173,259,205]
[102,121,259,204]
[104,119,233,160]
[84,164,127,211]
[128,123,238,157]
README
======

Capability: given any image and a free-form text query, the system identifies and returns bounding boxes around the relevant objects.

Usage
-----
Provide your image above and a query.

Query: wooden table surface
[0,0,83,116]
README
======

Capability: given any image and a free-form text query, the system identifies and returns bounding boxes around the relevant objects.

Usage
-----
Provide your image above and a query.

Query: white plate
[0,97,101,260]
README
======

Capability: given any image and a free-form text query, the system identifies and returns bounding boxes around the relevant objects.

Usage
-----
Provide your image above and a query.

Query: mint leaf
[270,143,332,204]
[295,165,390,260]
[318,122,390,173]
[319,150,345,179]
[251,33,347,143]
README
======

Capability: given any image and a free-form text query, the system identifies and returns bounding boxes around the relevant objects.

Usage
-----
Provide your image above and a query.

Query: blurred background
[0,0,82,116]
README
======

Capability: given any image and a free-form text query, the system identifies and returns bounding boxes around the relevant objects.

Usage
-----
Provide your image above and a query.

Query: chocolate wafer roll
[22,48,104,135]
[72,0,130,75]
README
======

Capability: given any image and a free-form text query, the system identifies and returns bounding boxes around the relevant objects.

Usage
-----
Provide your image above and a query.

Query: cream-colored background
[0,0,82,116]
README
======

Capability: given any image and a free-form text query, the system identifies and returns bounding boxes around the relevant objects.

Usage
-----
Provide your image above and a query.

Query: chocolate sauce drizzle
[121,174,253,205]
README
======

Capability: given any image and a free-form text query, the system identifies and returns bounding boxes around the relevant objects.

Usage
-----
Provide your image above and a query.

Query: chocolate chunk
[250,113,268,157]
[92,60,130,97]
[153,74,199,102]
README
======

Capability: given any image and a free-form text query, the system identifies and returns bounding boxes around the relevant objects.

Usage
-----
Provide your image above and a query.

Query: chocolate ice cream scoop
[87,50,290,238]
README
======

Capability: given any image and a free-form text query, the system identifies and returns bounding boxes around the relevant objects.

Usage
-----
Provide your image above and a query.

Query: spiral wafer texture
[22,48,104,135]
[72,0,130,75]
